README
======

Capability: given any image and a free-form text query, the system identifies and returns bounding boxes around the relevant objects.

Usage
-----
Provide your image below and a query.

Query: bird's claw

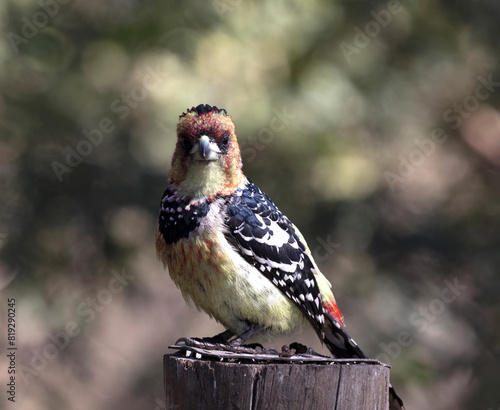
[174,337,278,355]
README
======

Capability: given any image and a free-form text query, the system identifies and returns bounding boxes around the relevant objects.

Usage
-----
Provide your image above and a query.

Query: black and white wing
[224,179,326,331]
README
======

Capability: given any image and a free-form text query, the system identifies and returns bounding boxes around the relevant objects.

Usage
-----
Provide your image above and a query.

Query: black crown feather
[180,104,227,118]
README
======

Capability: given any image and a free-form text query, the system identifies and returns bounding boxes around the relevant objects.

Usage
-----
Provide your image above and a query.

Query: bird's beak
[189,135,221,161]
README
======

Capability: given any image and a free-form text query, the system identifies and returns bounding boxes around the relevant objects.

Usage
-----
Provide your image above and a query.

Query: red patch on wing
[324,298,345,327]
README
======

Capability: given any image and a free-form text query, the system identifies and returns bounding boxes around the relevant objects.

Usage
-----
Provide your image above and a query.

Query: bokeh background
[1,0,500,409]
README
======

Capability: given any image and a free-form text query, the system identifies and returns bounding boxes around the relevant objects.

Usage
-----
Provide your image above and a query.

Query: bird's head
[168,104,244,199]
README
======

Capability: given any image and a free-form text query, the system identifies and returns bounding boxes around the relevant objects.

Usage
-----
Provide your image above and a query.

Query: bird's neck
[170,161,245,199]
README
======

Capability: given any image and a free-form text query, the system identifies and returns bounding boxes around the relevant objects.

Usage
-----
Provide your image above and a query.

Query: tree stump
[164,350,390,409]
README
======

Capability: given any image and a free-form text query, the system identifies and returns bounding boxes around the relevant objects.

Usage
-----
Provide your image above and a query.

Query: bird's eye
[182,138,192,153]
[221,134,230,147]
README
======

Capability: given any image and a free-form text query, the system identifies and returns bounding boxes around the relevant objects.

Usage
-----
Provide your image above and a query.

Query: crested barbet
[156,104,404,410]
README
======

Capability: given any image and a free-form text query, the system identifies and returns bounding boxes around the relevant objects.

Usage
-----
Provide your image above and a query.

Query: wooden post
[164,350,390,409]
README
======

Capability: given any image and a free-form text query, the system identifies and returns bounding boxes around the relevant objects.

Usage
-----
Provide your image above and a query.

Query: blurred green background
[1,0,500,409]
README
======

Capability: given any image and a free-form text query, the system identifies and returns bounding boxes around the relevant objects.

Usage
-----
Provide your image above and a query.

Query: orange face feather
[168,109,244,198]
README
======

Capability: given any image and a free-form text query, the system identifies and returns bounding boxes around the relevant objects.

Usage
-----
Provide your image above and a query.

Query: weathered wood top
[164,346,390,410]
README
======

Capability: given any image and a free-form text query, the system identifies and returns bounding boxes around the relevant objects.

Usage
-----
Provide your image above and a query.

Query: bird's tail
[322,312,366,358]
[323,312,405,410]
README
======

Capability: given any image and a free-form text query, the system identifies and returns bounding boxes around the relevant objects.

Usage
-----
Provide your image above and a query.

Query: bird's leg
[226,323,279,354]
[175,329,233,349]
[228,323,263,347]
[199,329,235,344]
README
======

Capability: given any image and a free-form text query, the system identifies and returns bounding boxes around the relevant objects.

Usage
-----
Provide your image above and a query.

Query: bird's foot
[280,342,320,357]
[188,329,234,345]
[175,337,279,355]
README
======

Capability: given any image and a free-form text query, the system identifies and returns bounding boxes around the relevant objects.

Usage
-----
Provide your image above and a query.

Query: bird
[156,104,404,410]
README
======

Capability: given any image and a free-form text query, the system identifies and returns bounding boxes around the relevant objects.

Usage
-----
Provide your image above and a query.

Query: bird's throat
[176,161,226,198]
